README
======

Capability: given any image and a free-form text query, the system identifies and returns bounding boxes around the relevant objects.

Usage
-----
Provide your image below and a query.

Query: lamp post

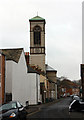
[44,90,46,103]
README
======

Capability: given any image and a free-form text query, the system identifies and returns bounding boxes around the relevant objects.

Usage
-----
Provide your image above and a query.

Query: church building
[29,15,57,102]
[29,16,46,72]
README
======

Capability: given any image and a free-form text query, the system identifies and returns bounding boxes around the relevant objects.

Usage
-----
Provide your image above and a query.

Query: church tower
[29,16,46,72]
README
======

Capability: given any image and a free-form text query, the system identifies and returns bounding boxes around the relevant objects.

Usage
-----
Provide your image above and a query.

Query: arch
[33,26,41,45]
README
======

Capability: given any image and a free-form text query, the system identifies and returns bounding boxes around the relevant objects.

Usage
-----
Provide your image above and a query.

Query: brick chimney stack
[25,52,29,66]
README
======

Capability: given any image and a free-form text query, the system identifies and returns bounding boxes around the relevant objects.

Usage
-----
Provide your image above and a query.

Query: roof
[46,64,57,72]
[28,65,46,76]
[59,79,79,89]
[27,65,40,74]
[29,16,45,21]
[1,48,23,63]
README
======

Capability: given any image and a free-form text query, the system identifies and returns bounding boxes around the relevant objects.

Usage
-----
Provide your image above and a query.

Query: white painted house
[27,66,41,104]
[2,48,41,106]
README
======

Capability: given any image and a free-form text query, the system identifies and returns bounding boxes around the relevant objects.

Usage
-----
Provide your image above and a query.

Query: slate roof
[27,65,40,74]
[29,16,45,21]
[60,79,79,89]
[1,48,23,63]
[46,64,57,72]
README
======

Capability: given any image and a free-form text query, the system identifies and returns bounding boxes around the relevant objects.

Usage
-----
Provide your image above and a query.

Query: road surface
[27,97,84,119]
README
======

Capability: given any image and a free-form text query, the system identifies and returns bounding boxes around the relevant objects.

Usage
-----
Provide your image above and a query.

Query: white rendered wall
[6,51,40,106]
[12,51,28,106]
[37,74,41,103]
[6,61,14,93]
[27,73,37,105]
[27,73,40,105]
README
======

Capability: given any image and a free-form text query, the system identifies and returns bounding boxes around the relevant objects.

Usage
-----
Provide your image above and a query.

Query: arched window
[33,26,41,45]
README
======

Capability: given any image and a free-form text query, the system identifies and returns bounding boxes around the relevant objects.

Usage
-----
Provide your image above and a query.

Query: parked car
[70,94,74,98]
[0,101,27,120]
[69,99,84,112]
[73,95,80,101]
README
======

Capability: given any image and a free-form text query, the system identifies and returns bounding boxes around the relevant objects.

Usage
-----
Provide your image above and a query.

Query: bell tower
[29,16,46,72]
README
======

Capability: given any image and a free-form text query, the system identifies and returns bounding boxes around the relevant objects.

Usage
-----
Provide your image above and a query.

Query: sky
[0,0,83,80]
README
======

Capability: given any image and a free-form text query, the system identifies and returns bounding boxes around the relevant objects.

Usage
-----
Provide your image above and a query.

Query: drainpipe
[4,55,6,103]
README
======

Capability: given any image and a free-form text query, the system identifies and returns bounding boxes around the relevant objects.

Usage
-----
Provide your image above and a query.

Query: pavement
[26,98,62,115]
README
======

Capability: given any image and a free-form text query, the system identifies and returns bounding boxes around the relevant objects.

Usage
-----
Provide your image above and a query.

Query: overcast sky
[0,0,83,80]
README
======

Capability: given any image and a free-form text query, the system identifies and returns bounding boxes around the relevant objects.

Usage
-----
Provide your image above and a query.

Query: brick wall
[0,54,5,104]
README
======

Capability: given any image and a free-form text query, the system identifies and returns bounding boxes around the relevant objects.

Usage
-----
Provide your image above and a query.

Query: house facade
[46,64,57,100]
[57,79,80,98]
[2,48,41,106]
[40,74,47,103]
[27,65,41,104]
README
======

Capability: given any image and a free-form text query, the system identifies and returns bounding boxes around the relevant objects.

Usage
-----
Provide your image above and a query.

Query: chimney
[25,52,29,65]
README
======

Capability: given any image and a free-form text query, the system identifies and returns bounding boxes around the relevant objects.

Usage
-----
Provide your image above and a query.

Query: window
[33,26,41,45]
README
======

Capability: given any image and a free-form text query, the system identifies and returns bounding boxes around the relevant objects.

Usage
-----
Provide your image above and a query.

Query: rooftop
[29,15,45,21]
[27,65,40,74]
[46,64,57,72]
[1,48,23,63]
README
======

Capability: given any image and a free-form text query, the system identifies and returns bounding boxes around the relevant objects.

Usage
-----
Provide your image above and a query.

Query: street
[27,97,84,119]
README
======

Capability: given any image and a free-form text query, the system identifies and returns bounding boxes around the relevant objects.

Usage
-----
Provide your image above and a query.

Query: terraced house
[2,48,41,106]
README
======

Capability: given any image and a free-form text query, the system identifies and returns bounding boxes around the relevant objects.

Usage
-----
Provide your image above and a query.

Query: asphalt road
[27,97,84,119]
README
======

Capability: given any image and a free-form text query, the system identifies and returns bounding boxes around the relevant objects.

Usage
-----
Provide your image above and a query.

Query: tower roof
[29,16,45,21]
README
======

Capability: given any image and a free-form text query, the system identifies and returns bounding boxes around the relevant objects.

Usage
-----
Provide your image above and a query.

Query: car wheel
[17,116,21,120]
[69,109,74,112]
[18,118,20,120]
[24,116,27,120]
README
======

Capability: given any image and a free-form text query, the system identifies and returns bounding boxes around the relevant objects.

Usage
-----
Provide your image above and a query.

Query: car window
[0,102,17,111]
[12,103,17,108]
